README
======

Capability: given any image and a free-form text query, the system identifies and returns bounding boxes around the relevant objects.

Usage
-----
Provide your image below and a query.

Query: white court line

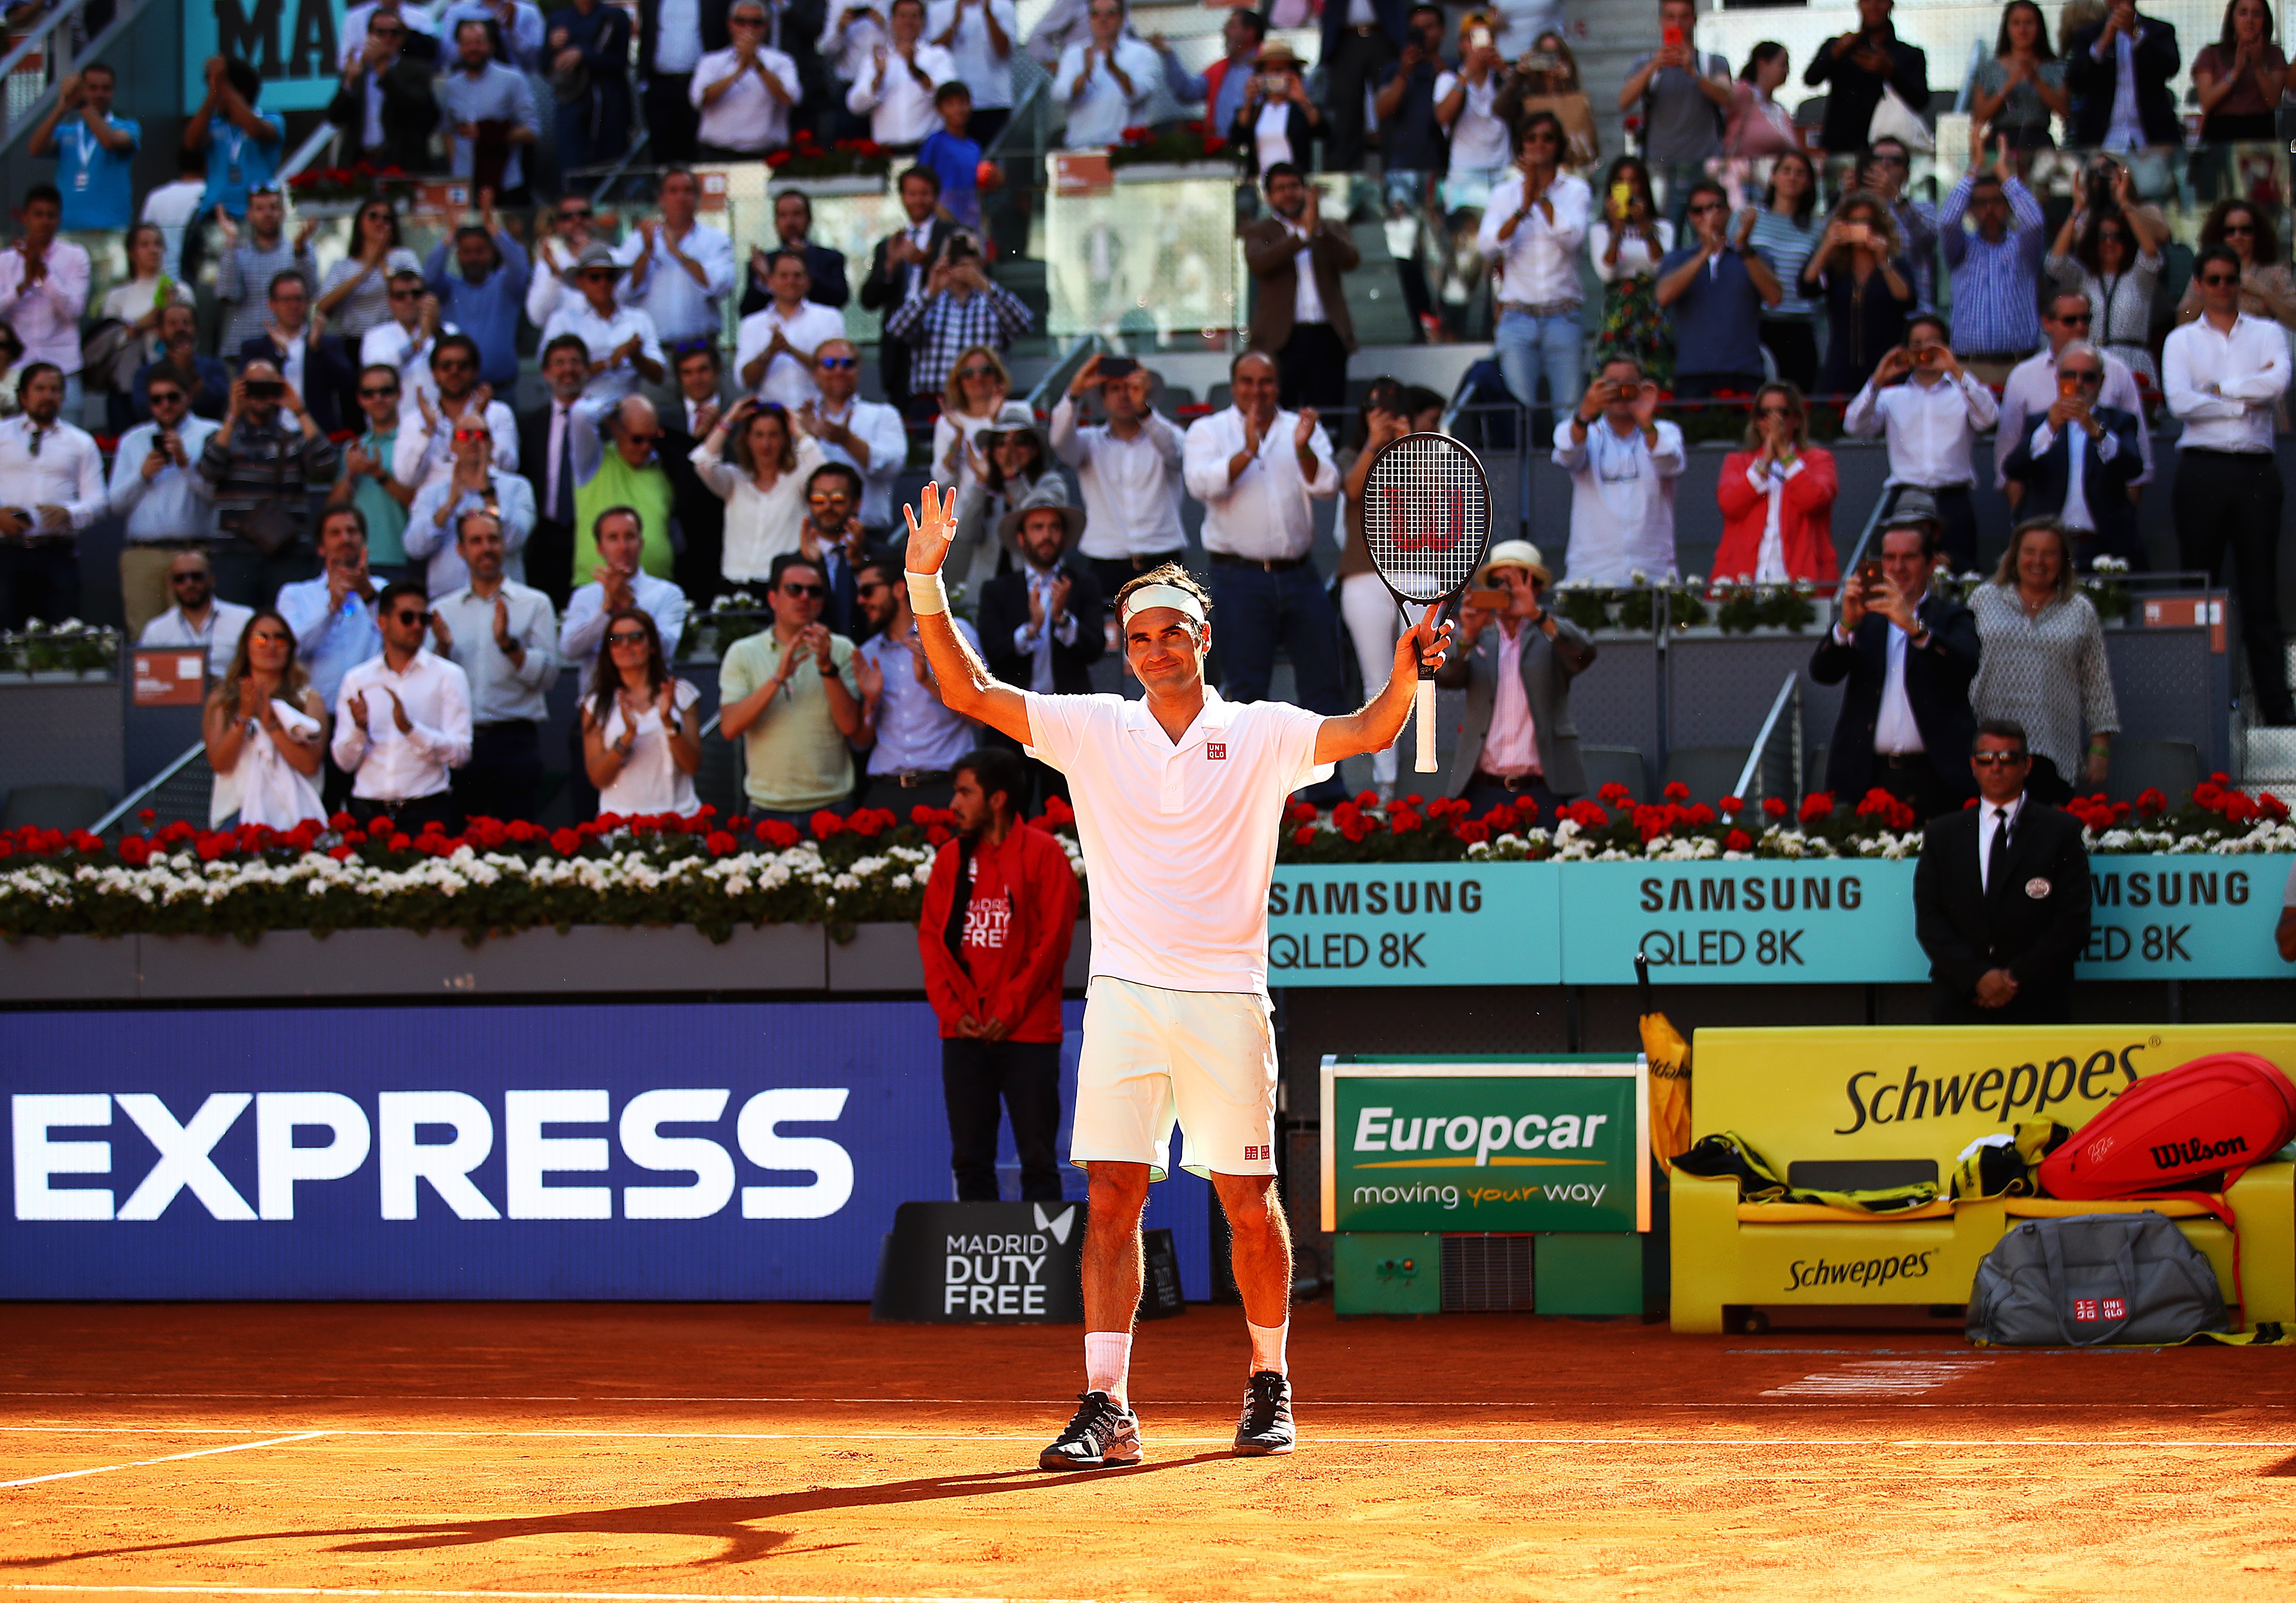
[0,1432,329,1489]
[0,1393,2254,1410]
[1,1588,1081,1603]
[0,1426,2287,1449]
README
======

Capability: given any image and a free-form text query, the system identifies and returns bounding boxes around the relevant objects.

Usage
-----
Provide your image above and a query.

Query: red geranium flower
[551,828,581,856]
[1724,828,1753,853]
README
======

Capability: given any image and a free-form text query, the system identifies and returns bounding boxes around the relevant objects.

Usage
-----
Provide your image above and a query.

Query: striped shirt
[1938,173,2047,357]
[1746,207,1822,322]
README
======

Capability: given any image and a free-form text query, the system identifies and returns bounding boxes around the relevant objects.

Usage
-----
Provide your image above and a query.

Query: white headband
[1119,583,1207,627]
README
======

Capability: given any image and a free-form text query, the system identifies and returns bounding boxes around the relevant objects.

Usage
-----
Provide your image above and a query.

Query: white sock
[1084,1331,1133,1406]
[1247,1318,1289,1377]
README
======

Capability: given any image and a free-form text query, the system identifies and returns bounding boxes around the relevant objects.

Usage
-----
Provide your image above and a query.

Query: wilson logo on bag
[2040,1052,2296,1200]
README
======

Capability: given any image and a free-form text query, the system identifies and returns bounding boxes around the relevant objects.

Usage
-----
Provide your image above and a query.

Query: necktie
[1988,807,2011,893]
[551,405,575,528]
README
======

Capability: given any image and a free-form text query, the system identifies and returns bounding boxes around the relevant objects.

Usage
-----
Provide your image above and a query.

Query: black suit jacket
[2066,16,2182,148]
[1808,591,1980,801]
[739,240,852,315]
[859,220,957,404]
[976,559,1107,695]
[1913,798,2090,1019]
[1803,29,1929,157]
[326,57,438,173]
[656,426,728,608]
[236,333,353,437]
[519,401,578,606]
[2000,403,2146,567]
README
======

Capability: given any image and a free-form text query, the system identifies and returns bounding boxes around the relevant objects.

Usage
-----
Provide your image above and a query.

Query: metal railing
[0,0,157,160]
[1731,671,1803,813]
[91,739,210,836]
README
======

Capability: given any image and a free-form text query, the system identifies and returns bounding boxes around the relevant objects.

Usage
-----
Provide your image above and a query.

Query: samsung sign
[0,1002,1207,1301]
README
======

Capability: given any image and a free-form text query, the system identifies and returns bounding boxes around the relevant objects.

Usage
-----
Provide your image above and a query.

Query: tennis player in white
[901,482,1448,1469]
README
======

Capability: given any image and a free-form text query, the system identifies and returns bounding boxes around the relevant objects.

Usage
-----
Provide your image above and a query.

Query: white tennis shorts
[1069,976,1280,1181]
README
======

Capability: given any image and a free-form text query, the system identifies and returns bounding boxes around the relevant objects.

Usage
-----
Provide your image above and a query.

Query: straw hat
[1479,539,1552,587]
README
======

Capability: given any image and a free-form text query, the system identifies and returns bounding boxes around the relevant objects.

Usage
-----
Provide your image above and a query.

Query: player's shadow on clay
[4,1455,1233,1570]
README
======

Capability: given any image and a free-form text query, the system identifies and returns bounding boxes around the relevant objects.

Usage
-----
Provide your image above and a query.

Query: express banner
[1319,1061,1648,1234]
[1,1001,1213,1301]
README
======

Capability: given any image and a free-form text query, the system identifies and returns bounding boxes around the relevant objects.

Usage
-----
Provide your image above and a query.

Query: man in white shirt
[735,251,847,408]
[899,482,1451,1470]
[0,363,104,627]
[430,508,558,823]
[1052,0,1156,147]
[1998,288,2153,512]
[138,551,253,678]
[332,578,475,834]
[394,334,521,492]
[613,170,735,370]
[542,245,667,406]
[1810,493,1981,821]
[927,0,1017,139]
[405,415,538,595]
[690,0,801,155]
[848,0,957,148]
[1052,352,1186,601]
[1843,313,1999,574]
[360,269,450,405]
[110,370,221,638]
[0,187,90,412]
[796,337,906,534]
[141,149,211,280]
[1552,356,1685,586]
[1180,350,1346,787]
[2165,242,2295,725]
[1476,116,1591,415]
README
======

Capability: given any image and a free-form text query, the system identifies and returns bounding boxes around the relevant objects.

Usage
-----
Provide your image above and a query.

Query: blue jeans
[1494,308,1584,414]
[1206,560,1350,801]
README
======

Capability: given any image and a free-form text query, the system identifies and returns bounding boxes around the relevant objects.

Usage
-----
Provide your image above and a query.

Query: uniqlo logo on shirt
[962,895,1011,951]
[1243,1144,1264,1161]
[2073,1298,2100,1322]
[1206,743,1227,761]
[2101,1298,2127,1319]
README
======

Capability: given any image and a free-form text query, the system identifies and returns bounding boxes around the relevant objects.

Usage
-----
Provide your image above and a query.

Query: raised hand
[492,596,514,650]
[1293,407,1319,450]
[387,688,412,734]
[348,689,371,731]
[1389,601,1453,679]
[900,481,961,574]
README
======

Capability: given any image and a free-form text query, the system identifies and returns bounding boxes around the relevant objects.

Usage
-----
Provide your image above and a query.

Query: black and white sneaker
[1233,1370,1295,1456]
[1039,1389,1143,1471]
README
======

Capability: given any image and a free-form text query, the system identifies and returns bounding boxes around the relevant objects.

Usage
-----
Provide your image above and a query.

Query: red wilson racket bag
[2040,1053,2296,1200]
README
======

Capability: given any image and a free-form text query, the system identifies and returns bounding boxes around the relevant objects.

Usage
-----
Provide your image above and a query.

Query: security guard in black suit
[1912,718,2092,1023]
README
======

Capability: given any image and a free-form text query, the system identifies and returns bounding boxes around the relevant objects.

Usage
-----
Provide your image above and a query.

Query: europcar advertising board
[1319,1060,1648,1234]
[1,1001,1212,1301]
[1267,864,1559,986]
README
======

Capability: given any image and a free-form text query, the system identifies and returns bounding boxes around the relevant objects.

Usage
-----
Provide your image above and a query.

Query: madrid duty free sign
[1264,857,2293,987]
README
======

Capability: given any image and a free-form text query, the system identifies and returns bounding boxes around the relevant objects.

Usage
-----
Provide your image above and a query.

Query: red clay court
[2,1301,2293,1601]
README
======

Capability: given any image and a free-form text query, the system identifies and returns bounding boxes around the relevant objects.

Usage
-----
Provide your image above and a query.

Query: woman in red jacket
[918,746,1082,1202]
[1713,382,1840,589]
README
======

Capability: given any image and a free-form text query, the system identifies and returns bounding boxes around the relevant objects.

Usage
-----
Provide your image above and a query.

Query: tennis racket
[1359,432,1492,773]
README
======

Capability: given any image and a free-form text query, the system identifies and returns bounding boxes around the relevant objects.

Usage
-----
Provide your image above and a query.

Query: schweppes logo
[1835,1042,2147,1134]
[1785,1251,1934,1292]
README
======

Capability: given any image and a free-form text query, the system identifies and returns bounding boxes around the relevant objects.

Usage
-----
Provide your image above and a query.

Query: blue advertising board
[185,0,347,115]
[1267,863,1559,986]
[1,1001,1213,1301]
[1558,860,1923,986]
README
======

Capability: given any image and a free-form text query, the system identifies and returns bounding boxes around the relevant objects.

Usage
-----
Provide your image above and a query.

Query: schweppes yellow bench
[1670,1025,2296,1333]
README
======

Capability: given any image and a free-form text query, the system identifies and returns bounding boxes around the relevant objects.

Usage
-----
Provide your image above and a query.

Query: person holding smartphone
[195,359,342,606]
[1844,313,1998,575]
[1616,0,1731,218]
[1433,538,1595,818]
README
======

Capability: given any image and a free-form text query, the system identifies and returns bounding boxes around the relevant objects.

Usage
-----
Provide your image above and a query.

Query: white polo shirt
[1024,686,1328,999]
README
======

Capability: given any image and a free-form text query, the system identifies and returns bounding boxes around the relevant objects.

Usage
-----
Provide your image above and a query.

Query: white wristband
[905,569,948,614]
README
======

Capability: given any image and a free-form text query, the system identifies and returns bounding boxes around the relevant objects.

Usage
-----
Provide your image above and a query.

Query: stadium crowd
[0,0,2287,835]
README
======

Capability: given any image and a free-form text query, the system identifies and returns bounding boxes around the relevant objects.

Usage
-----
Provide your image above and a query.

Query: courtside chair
[1662,745,1754,808]
[2106,738,2200,809]
[1579,745,1649,803]
[0,783,110,831]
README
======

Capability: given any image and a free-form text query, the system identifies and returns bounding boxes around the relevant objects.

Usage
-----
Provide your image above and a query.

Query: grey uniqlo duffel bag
[1967,1212,2228,1347]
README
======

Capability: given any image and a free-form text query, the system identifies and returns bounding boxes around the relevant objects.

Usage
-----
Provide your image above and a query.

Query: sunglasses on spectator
[623,431,662,445]
[2200,272,2242,286]
[148,388,185,404]
[957,364,996,380]
[2062,367,2102,383]
[580,269,614,281]
[453,427,490,443]
[359,384,399,399]
[818,355,857,369]
[436,355,474,369]
[2052,310,2092,325]
[2224,222,2257,236]
[559,206,592,220]
[170,571,210,584]
[606,630,649,647]
[1971,752,2029,767]
[390,287,422,299]
[393,609,431,626]
[781,583,827,598]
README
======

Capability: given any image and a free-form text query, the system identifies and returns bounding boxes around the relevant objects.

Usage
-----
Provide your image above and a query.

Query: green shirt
[353,427,409,565]
[719,628,859,813]
[575,451,676,583]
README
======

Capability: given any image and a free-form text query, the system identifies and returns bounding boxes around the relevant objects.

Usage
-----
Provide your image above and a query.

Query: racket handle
[1413,678,1437,773]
